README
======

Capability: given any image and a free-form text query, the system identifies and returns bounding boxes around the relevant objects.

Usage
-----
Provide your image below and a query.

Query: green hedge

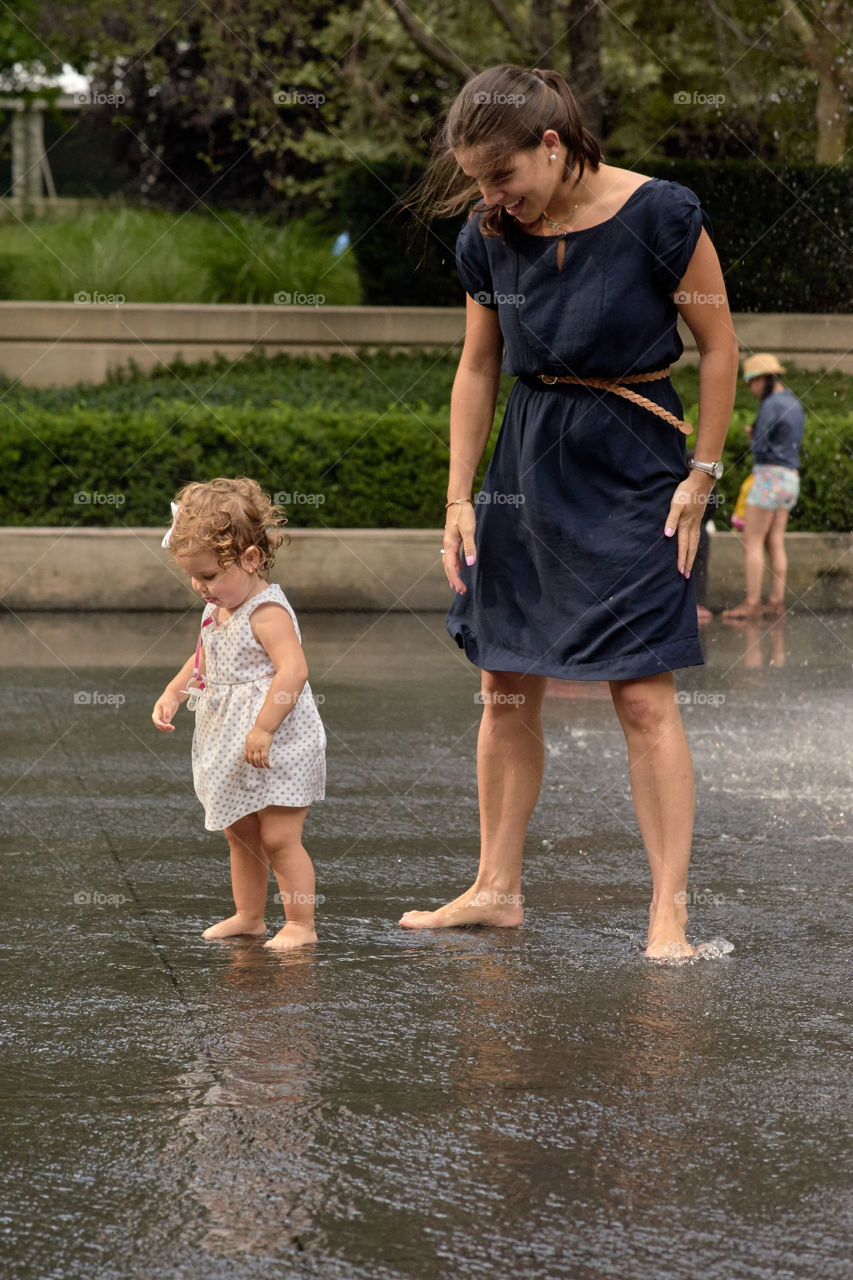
[0,353,850,531]
[342,159,853,312]
[0,401,456,529]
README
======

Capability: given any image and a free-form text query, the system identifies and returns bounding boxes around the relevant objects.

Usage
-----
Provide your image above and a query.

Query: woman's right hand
[443,500,477,594]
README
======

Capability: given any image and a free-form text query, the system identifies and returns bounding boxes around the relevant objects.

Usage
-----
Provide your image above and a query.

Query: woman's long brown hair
[406,64,601,241]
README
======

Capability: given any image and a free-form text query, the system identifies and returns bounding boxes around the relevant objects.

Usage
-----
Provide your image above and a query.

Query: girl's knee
[224,814,260,844]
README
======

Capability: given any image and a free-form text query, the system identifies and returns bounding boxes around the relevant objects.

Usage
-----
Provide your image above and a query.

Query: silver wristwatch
[688,459,724,480]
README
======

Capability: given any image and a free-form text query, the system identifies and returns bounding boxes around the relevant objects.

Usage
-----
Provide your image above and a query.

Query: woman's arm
[444,295,504,593]
[666,229,740,575]
[244,602,309,769]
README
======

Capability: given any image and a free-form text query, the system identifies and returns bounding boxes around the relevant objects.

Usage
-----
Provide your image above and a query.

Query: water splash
[645,937,735,966]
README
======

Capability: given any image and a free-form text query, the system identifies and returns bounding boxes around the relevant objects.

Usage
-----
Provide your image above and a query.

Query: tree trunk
[530,0,554,61]
[566,0,603,139]
[814,65,848,163]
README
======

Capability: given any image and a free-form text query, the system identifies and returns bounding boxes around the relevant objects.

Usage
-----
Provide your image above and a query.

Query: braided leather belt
[537,366,691,435]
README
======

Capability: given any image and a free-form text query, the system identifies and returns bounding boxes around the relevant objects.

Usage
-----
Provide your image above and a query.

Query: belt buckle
[540,374,558,385]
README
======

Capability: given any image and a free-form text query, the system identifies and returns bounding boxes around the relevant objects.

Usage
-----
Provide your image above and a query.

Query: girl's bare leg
[257,805,318,950]
[609,672,695,959]
[764,507,790,610]
[399,671,548,929]
[202,811,269,938]
[723,504,774,617]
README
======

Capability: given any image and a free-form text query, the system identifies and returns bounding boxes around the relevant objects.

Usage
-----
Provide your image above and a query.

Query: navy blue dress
[447,178,713,681]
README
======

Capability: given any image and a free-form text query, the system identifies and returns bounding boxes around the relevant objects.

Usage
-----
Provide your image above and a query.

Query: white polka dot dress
[191,583,326,830]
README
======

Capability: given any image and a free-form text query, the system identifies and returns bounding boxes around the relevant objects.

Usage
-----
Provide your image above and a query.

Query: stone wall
[0,302,851,386]
[1,528,850,612]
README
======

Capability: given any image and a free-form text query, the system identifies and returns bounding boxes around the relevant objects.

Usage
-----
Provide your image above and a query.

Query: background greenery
[1,353,849,531]
[344,158,853,312]
[3,155,851,310]
[0,208,360,305]
[2,4,851,312]
[4,1,851,209]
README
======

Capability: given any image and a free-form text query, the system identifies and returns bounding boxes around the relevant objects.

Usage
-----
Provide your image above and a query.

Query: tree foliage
[1,1,850,214]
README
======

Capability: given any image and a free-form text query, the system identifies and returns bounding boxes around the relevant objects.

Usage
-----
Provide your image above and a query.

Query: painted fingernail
[665,527,675,537]
[685,570,691,579]
[466,555,475,565]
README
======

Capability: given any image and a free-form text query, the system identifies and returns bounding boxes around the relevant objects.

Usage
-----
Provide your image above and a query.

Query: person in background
[723,354,804,619]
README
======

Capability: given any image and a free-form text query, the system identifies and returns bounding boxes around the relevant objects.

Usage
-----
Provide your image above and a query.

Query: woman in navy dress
[400,65,739,958]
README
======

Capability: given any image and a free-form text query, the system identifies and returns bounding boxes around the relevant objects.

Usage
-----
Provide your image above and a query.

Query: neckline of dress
[207,581,278,629]
[511,177,658,239]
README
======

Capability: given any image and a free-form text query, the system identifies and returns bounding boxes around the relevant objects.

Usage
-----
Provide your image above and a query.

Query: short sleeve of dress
[650,181,715,295]
[455,214,499,309]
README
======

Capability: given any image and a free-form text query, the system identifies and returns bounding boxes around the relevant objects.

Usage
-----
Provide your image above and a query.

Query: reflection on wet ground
[1,610,851,1278]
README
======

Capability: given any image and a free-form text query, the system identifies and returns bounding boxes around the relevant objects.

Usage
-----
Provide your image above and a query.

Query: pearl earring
[549,153,556,160]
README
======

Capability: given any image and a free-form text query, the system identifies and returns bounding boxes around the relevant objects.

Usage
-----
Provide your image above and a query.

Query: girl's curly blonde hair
[168,478,287,574]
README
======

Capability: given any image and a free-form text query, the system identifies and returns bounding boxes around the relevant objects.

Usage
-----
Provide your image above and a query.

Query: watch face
[692,460,723,478]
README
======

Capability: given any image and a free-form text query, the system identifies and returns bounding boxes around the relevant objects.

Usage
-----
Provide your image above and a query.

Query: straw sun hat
[743,352,785,383]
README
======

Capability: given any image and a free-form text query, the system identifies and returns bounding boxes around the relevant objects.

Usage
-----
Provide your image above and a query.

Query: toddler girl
[152,477,326,950]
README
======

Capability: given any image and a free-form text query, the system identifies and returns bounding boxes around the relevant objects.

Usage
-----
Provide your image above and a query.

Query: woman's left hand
[244,726,275,769]
[664,475,716,576]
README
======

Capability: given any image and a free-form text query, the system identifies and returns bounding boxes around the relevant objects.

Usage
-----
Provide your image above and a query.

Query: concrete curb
[0,528,850,613]
[1,303,852,385]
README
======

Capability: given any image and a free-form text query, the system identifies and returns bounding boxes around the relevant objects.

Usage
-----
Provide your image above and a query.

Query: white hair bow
[161,501,180,549]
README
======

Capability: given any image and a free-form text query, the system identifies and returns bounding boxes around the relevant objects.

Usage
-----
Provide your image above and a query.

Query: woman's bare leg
[202,812,269,938]
[399,670,548,929]
[608,672,695,958]
[764,507,790,610]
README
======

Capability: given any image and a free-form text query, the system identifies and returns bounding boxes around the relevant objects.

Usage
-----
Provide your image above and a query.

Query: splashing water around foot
[645,937,735,966]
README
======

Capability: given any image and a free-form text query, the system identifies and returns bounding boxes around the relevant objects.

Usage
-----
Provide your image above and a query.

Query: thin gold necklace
[540,202,580,232]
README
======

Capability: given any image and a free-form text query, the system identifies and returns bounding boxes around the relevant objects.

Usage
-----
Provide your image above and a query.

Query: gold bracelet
[445,498,474,509]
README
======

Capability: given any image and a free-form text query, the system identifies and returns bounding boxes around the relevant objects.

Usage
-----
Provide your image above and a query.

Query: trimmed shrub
[1,353,849,530]
[342,158,853,312]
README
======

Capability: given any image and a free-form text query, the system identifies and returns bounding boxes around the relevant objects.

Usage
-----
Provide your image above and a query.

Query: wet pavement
[1,608,851,1279]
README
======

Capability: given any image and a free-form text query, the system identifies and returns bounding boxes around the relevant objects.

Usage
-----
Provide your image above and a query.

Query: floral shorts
[746,465,799,511]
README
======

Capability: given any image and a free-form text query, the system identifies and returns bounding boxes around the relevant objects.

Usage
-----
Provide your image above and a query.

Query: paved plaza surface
[1,608,851,1279]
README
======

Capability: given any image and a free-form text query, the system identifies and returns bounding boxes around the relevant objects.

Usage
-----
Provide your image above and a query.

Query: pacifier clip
[182,615,213,711]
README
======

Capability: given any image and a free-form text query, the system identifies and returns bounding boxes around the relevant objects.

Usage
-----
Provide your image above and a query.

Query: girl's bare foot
[263,921,317,950]
[399,884,524,930]
[201,912,267,940]
[763,599,786,615]
[722,599,762,619]
[697,603,713,625]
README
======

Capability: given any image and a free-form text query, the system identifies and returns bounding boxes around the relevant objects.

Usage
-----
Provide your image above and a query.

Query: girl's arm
[666,229,740,575]
[244,602,309,769]
[443,295,504,594]
[152,651,198,732]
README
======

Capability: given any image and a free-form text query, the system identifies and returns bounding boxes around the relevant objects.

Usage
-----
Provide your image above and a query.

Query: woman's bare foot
[722,599,762,619]
[202,912,267,940]
[696,603,713,625]
[645,899,694,960]
[763,599,786,615]
[645,938,695,961]
[263,921,317,950]
[399,884,524,930]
